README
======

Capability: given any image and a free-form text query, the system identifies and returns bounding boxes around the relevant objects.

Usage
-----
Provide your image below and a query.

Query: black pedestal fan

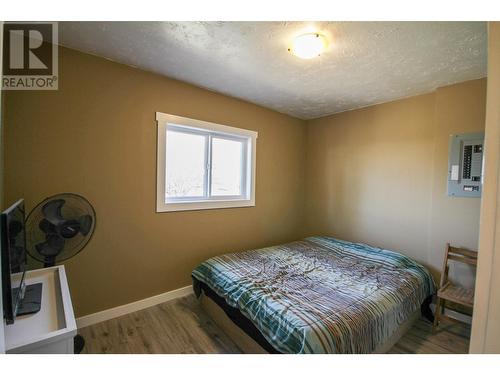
[25,193,96,354]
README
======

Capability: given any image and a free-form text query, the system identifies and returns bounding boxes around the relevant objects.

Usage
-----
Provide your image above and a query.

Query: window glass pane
[211,137,244,196]
[166,129,206,199]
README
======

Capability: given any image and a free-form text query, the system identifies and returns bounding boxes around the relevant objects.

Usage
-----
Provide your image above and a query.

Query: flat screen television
[1,199,42,325]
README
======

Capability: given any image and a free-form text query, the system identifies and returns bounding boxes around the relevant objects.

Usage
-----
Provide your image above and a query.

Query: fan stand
[44,257,56,268]
[43,258,85,354]
[74,334,85,354]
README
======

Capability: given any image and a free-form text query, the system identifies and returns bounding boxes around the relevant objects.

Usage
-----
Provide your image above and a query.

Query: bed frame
[198,290,422,354]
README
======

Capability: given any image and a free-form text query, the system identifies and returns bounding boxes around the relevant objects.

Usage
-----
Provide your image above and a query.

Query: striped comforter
[192,236,435,354]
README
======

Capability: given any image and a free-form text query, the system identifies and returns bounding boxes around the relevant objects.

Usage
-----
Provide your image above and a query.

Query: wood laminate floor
[79,295,471,354]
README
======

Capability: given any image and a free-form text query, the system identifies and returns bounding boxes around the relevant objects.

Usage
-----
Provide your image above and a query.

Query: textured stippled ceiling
[59,22,487,120]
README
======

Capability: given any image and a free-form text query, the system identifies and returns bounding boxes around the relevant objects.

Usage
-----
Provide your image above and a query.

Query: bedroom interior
[1,9,500,363]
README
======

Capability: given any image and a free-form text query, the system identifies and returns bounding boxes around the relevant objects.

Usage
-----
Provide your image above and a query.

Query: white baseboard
[430,303,472,324]
[76,285,193,329]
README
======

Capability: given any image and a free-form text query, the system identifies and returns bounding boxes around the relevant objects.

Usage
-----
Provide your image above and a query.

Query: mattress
[192,236,435,354]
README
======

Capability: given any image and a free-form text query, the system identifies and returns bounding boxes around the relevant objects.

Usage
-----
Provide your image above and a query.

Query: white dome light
[289,33,327,59]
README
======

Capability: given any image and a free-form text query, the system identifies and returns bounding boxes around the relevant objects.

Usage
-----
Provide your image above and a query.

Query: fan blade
[42,199,66,224]
[35,235,65,257]
[39,218,57,234]
[35,241,57,257]
[60,220,81,239]
[78,215,93,236]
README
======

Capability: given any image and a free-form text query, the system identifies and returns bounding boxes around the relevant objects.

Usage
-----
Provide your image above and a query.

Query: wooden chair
[433,243,477,330]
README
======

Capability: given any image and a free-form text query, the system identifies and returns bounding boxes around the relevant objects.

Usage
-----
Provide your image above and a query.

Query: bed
[192,236,435,354]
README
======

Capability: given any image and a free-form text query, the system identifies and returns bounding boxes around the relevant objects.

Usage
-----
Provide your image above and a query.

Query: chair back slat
[448,246,478,259]
[447,254,477,266]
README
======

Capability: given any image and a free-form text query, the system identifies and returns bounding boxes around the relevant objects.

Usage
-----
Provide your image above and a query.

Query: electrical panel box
[447,132,484,198]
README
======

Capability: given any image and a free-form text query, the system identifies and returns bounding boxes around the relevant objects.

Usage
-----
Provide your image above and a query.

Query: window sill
[156,198,255,212]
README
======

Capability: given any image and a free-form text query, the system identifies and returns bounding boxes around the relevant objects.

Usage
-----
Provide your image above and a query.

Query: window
[156,112,257,212]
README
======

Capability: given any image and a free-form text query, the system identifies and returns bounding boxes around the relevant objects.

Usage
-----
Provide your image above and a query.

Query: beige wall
[3,47,306,317]
[428,80,487,286]
[304,79,486,284]
[470,22,500,354]
[2,44,488,319]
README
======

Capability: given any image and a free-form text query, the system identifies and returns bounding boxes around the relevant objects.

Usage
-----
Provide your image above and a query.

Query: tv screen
[1,199,27,324]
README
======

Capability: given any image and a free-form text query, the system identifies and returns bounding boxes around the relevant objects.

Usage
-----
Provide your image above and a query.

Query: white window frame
[156,112,257,212]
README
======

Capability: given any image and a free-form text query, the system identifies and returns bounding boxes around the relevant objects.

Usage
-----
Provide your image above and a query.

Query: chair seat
[437,283,474,308]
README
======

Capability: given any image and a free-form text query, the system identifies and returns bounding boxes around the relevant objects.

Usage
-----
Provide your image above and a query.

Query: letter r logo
[3,23,54,76]
[9,29,48,70]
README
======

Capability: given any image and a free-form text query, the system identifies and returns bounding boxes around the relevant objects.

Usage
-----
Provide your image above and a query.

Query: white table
[3,266,77,354]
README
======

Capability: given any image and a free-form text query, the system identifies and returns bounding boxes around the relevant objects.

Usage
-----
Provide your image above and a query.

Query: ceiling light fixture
[289,33,327,59]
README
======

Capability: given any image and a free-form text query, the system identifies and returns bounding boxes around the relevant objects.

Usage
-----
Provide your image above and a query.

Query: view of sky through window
[166,130,205,198]
[211,137,243,196]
